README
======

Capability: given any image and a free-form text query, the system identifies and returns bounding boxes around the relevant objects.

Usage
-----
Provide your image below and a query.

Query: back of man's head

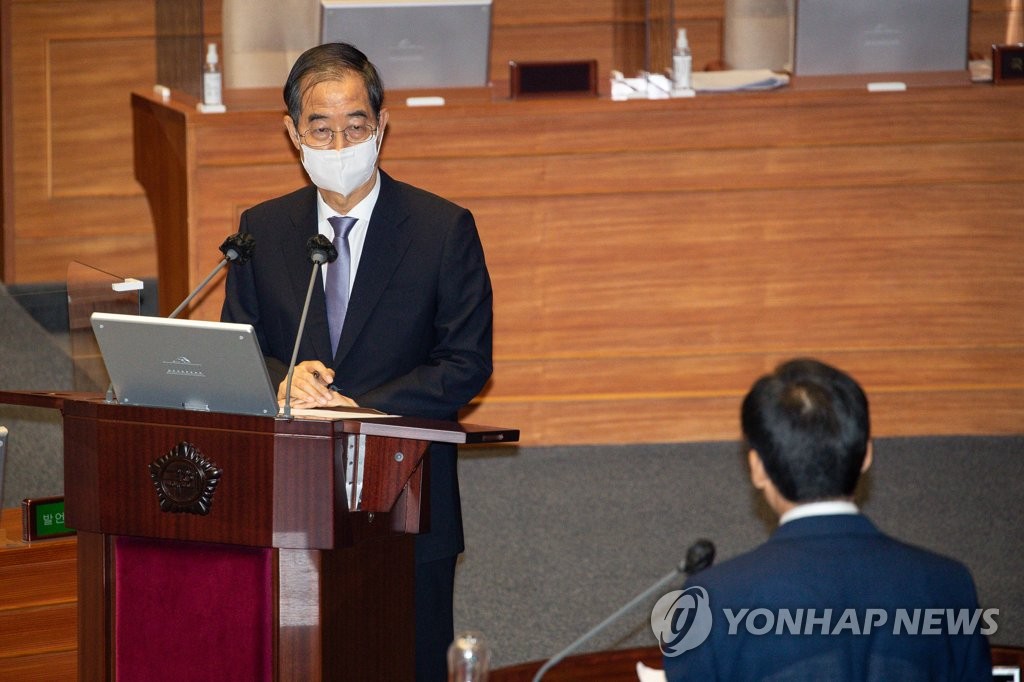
[741,358,870,503]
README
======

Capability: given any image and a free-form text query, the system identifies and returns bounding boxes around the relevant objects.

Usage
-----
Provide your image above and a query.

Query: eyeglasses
[299,123,377,149]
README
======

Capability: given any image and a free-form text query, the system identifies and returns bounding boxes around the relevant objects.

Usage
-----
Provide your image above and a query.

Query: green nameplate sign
[22,496,75,541]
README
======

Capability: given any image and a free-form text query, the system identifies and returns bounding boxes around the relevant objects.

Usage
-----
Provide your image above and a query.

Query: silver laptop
[320,0,492,90]
[793,0,969,76]
[90,313,279,417]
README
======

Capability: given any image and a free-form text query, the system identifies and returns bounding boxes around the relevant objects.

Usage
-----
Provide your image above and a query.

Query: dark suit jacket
[663,514,992,682]
[222,171,493,562]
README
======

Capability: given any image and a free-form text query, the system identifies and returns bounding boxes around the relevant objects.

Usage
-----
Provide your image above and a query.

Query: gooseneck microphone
[530,538,716,682]
[167,232,256,319]
[683,538,715,575]
[281,234,337,418]
[103,232,256,404]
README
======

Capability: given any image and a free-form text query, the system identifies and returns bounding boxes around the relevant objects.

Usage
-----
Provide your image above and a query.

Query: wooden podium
[1,390,517,682]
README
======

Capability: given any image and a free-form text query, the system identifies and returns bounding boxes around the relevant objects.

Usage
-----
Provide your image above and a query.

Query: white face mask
[300,131,383,197]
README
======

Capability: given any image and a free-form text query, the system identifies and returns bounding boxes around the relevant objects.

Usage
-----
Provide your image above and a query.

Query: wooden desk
[491,644,1024,681]
[132,84,1024,446]
[0,508,77,682]
[491,645,663,681]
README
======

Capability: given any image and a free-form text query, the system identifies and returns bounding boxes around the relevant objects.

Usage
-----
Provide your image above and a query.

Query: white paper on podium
[289,406,394,420]
[636,661,668,682]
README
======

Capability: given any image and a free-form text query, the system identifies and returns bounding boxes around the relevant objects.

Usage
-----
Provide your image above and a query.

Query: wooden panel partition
[2,0,161,282]
[490,645,1024,681]
[2,0,1016,282]
[4,0,1023,447]
[132,83,1024,446]
[0,509,77,682]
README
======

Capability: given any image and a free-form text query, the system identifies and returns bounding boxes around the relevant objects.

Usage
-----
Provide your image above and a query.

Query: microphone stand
[281,235,337,419]
[531,539,715,682]
[169,232,256,319]
[104,232,255,404]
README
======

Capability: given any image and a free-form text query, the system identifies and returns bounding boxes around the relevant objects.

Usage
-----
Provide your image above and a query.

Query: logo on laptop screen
[163,357,207,378]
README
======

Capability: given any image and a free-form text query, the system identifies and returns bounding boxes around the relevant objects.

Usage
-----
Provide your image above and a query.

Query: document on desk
[636,661,667,682]
[289,406,394,420]
[691,69,789,92]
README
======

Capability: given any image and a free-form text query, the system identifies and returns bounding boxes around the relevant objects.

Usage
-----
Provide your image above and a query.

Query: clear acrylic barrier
[612,0,676,96]
[645,0,676,77]
[66,261,142,392]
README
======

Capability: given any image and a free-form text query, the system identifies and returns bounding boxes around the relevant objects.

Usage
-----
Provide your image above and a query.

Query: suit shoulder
[687,528,980,605]
[382,172,469,218]
[241,186,315,221]
[879,533,977,581]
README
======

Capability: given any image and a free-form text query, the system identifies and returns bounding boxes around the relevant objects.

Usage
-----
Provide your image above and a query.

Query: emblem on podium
[148,441,222,514]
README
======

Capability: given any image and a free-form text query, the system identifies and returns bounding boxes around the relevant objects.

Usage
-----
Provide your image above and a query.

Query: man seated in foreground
[661,358,993,681]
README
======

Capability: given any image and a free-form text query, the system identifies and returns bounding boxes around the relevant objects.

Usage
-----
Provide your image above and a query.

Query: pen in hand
[311,370,340,392]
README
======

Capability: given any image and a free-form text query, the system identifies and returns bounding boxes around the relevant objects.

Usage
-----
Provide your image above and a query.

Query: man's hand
[277,360,359,408]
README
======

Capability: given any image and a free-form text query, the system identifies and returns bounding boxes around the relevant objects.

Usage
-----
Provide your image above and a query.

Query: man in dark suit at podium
[662,358,992,681]
[222,42,493,681]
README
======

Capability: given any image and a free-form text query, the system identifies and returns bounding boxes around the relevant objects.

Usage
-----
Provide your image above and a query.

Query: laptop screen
[90,313,279,417]
[320,0,493,90]
[794,0,969,76]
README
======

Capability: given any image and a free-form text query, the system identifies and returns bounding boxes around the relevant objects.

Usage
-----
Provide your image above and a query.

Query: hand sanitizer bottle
[203,43,223,107]
[672,28,693,93]
[447,631,490,682]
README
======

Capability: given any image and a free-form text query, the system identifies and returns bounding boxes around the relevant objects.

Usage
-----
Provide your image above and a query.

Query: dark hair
[741,358,870,503]
[283,43,385,125]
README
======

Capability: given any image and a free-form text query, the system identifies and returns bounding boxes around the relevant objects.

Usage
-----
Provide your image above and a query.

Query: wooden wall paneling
[10,1,1023,446]
[480,349,1024,408]
[154,0,222,99]
[491,24,620,95]
[3,0,225,286]
[4,0,1012,285]
[373,87,1022,163]
[0,509,78,681]
[132,92,200,316]
[131,91,303,315]
[155,0,207,100]
[190,140,307,317]
[469,379,1024,447]
[7,0,159,284]
[1,0,11,279]
[384,90,1022,444]
[387,139,1022,204]
[202,0,222,36]
[187,164,309,314]
[491,0,627,25]
[488,0,724,96]
[490,0,634,93]
[0,652,76,682]
[131,83,1024,444]
[971,0,1020,57]
[524,183,1018,436]
[0,602,77,659]
[2,0,1015,286]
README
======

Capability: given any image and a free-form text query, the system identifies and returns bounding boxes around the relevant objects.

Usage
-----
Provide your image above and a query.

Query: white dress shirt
[779,500,859,525]
[315,170,381,293]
